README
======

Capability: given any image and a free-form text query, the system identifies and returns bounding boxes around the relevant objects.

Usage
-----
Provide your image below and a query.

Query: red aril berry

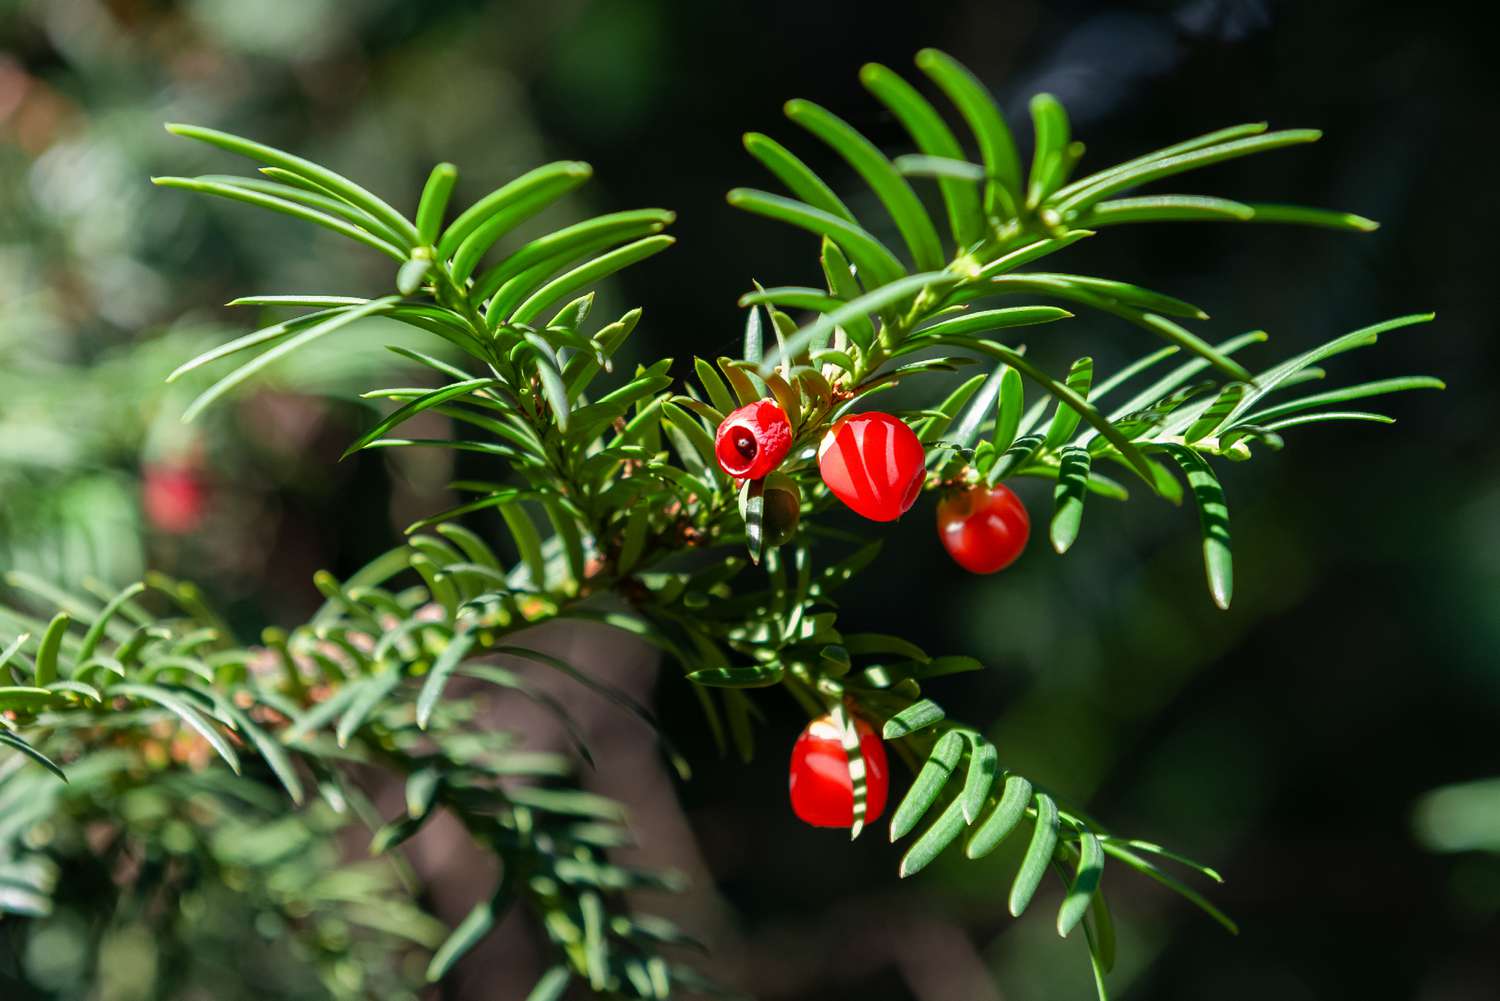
[788,712,889,828]
[936,482,1030,574]
[714,399,792,480]
[143,464,209,534]
[817,412,925,522]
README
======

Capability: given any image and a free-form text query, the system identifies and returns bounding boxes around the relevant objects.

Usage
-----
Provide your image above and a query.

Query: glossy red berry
[715,399,792,480]
[817,412,925,522]
[936,482,1030,574]
[788,712,889,828]
[143,464,209,534]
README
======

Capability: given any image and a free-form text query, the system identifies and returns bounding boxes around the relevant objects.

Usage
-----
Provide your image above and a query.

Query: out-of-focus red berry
[789,712,889,828]
[936,482,1030,573]
[714,399,793,479]
[143,464,209,534]
[817,412,925,522]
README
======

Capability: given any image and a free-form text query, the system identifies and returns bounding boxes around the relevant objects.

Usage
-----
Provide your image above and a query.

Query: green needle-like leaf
[894,153,986,181]
[1242,202,1378,231]
[183,297,398,421]
[861,62,984,246]
[1044,356,1094,448]
[0,732,66,781]
[882,699,945,739]
[219,172,411,247]
[742,132,855,222]
[785,98,945,271]
[967,774,1032,858]
[508,235,675,327]
[1051,446,1092,553]
[168,307,349,383]
[947,341,1160,488]
[900,797,967,877]
[1236,375,1443,427]
[345,378,497,458]
[1230,313,1435,421]
[164,123,419,245]
[1076,194,1254,227]
[959,735,999,823]
[693,358,737,415]
[475,209,673,303]
[890,730,964,841]
[1106,838,1224,883]
[726,189,906,290]
[743,477,766,565]
[152,177,406,260]
[1087,887,1118,975]
[1104,331,1266,423]
[525,968,573,1001]
[916,48,1022,216]
[32,612,69,688]
[1053,129,1324,215]
[819,238,875,349]
[499,503,547,590]
[335,672,401,748]
[1052,122,1270,202]
[909,305,1073,345]
[1183,383,1247,444]
[1101,842,1239,934]
[992,364,1025,453]
[217,697,305,804]
[766,271,959,373]
[415,162,458,245]
[686,665,785,688]
[0,633,33,675]
[1158,444,1233,610]
[1010,792,1059,916]
[428,891,511,982]
[113,683,241,773]
[415,630,474,729]
[1258,410,1394,432]
[439,160,590,259]
[1027,93,1073,207]
[520,331,572,433]
[1058,830,1105,937]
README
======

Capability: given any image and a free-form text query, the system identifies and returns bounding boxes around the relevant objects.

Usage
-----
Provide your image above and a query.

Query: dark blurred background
[2,0,1496,998]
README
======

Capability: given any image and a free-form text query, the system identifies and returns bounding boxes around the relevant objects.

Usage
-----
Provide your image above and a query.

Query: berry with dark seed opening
[714,399,792,479]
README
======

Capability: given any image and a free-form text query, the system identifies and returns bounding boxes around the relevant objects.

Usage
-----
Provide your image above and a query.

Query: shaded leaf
[1010,792,1059,916]
[883,699,945,739]
[890,730,964,841]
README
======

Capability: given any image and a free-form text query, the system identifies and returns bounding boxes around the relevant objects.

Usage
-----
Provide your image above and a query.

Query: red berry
[817,412,925,522]
[789,712,889,828]
[715,399,792,479]
[936,482,1030,574]
[143,464,209,534]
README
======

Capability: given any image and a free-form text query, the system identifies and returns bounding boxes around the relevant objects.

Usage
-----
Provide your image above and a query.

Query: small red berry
[817,412,925,522]
[789,712,889,828]
[143,464,209,534]
[936,482,1030,574]
[715,399,792,480]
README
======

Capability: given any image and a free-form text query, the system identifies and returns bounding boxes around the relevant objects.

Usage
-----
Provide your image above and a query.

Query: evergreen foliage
[1,51,1439,998]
